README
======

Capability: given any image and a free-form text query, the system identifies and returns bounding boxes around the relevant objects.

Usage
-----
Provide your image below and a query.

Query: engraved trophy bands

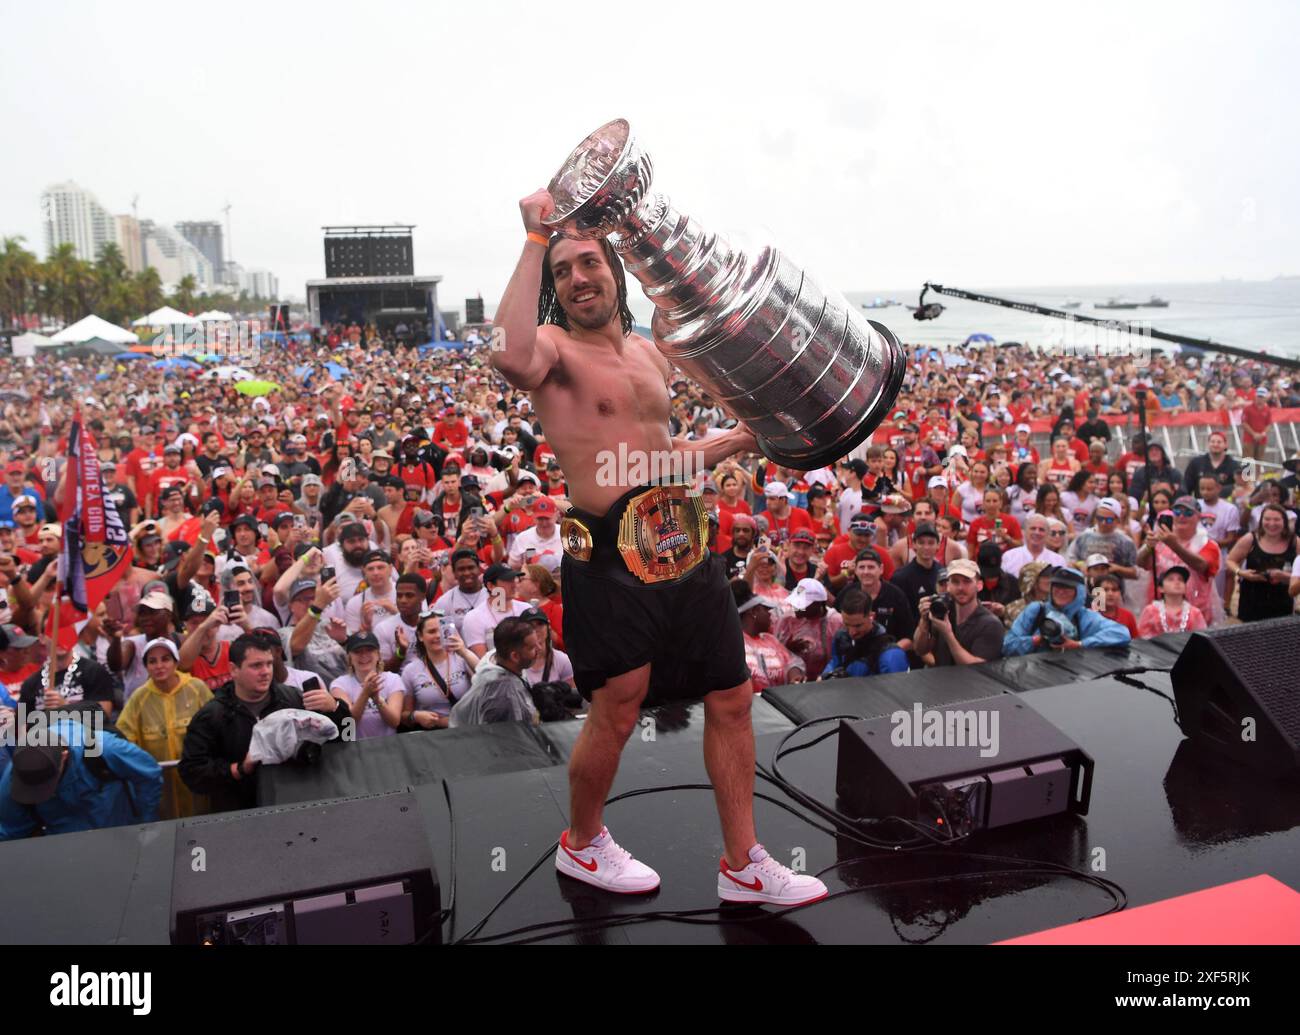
[543,118,907,471]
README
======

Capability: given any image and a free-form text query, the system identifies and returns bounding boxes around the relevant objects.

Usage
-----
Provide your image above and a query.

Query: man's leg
[703,680,757,869]
[566,663,651,849]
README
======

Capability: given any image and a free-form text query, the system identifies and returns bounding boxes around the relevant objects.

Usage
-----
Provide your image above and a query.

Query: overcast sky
[2,1,1295,314]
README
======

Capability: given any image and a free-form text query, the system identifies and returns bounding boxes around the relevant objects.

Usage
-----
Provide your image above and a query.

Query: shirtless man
[491,189,826,906]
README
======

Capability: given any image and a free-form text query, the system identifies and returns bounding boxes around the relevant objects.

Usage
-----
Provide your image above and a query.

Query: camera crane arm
[913,282,1300,371]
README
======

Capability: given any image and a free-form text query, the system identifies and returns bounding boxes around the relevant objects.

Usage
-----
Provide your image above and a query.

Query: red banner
[61,416,133,616]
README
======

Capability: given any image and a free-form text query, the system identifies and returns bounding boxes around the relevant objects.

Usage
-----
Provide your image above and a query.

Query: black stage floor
[3,632,1299,944]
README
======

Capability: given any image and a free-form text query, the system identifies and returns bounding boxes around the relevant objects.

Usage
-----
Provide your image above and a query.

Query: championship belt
[560,515,594,562]
[616,485,709,584]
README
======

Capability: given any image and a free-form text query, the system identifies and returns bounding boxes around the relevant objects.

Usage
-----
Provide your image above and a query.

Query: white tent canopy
[11,332,53,358]
[132,305,200,327]
[51,315,139,345]
[194,310,234,322]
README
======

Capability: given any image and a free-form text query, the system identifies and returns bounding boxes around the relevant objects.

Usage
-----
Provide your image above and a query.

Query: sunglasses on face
[1172,506,1197,517]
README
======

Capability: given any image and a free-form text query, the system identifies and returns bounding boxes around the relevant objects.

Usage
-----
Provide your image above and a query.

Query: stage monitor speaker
[465,296,485,324]
[1170,616,1300,779]
[171,789,439,945]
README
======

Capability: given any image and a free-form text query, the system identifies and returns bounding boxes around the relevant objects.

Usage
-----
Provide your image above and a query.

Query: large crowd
[1,322,1299,836]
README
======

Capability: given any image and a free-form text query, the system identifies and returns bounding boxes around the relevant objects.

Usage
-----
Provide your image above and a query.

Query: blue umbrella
[964,333,995,344]
[151,357,201,372]
[324,361,349,378]
[117,352,149,361]
[293,364,313,381]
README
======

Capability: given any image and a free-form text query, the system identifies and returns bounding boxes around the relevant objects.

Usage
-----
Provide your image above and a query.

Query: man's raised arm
[490,189,561,391]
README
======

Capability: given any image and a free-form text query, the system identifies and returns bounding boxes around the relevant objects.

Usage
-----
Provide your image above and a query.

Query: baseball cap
[185,595,216,620]
[138,590,175,612]
[142,637,180,663]
[848,514,876,536]
[880,494,912,515]
[946,559,980,581]
[844,459,869,479]
[976,541,1004,578]
[1049,566,1085,588]
[1172,495,1199,513]
[730,514,757,530]
[230,514,259,533]
[5,461,24,474]
[484,563,520,583]
[12,494,38,511]
[532,497,557,516]
[700,478,719,495]
[788,529,816,545]
[290,579,318,600]
[927,475,948,490]
[9,743,66,805]
[736,594,778,614]
[913,522,940,541]
[1015,423,1032,434]
[362,549,390,566]
[344,632,380,653]
[338,521,368,541]
[517,606,549,625]
[1158,564,1191,584]
[516,470,542,487]
[1256,387,1268,397]
[763,481,789,499]
[1085,553,1110,569]
[0,623,38,650]
[786,578,828,611]
[301,474,323,491]
[1095,496,1122,517]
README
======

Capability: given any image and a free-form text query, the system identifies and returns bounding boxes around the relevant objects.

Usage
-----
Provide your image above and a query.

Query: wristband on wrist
[308,606,322,618]
[526,231,550,247]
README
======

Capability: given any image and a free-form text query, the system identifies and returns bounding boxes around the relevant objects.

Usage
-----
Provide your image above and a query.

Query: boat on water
[1140,295,1169,307]
[1062,298,1081,309]
[1095,297,1139,310]
[861,297,900,309]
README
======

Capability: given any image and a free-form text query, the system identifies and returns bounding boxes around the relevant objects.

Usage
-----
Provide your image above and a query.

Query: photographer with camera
[912,559,1005,667]
[819,588,909,679]
[1003,566,1131,656]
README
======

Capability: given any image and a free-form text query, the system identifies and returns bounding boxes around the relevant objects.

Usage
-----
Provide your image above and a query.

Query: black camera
[1038,616,1065,648]
[929,593,954,622]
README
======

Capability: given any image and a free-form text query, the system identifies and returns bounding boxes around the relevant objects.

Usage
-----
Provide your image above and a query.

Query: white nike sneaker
[717,844,829,906]
[555,827,661,894]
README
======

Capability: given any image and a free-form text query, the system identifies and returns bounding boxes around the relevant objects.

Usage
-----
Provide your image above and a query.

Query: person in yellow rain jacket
[115,638,213,820]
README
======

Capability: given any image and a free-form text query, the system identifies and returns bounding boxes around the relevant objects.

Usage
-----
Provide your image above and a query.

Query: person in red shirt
[967,487,1023,552]
[758,482,814,545]
[1096,573,1139,638]
[432,409,469,453]
[1082,440,1110,478]
[1009,424,1040,467]
[123,427,167,505]
[1241,388,1271,461]
[253,479,290,524]
[823,513,895,590]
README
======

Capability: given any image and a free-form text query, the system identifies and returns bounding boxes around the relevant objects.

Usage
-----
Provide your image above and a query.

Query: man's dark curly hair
[538,237,635,337]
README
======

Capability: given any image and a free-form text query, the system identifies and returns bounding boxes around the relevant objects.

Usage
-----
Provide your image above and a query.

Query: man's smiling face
[548,239,619,331]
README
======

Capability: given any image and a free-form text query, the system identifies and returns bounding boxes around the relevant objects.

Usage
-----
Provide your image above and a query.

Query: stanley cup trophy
[543,118,907,470]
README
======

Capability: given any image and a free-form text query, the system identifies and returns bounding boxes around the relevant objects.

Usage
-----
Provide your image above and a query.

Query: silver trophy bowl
[544,118,906,471]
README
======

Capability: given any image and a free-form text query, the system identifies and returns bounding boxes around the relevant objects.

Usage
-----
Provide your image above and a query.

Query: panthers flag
[59,416,133,615]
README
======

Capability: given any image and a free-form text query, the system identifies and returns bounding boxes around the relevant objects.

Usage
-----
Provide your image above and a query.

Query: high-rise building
[223,260,246,292]
[41,181,117,262]
[176,221,225,280]
[114,214,145,273]
[140,220,216,289]
[247,269,279,300]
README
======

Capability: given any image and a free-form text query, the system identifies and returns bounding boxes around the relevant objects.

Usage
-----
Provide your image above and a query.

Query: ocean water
[842,279,1300,361]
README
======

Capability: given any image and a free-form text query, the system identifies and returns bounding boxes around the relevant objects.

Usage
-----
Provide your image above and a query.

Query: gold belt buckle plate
[560,516,594,562]
[617,485,708,584]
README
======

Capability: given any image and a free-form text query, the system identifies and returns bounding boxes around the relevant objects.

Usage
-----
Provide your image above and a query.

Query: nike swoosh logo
[562,846,598,872]
[723,871,763,892]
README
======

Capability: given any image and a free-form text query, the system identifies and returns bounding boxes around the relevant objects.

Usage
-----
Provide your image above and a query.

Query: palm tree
[40,243,86,325]
[0,236,40,331]
[171,274,198,313]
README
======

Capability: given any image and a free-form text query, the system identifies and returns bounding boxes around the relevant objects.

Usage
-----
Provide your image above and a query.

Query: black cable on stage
[415,778,457,945]
[452,783,833,945]
[448,711,1133,944]
[459,863,1126,946]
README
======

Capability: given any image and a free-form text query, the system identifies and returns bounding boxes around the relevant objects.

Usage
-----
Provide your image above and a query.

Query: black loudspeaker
[1170,616,1300,779]
[171,790,439,945]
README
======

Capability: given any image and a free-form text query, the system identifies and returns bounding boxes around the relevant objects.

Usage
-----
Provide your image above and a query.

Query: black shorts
[561,550,750,704]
